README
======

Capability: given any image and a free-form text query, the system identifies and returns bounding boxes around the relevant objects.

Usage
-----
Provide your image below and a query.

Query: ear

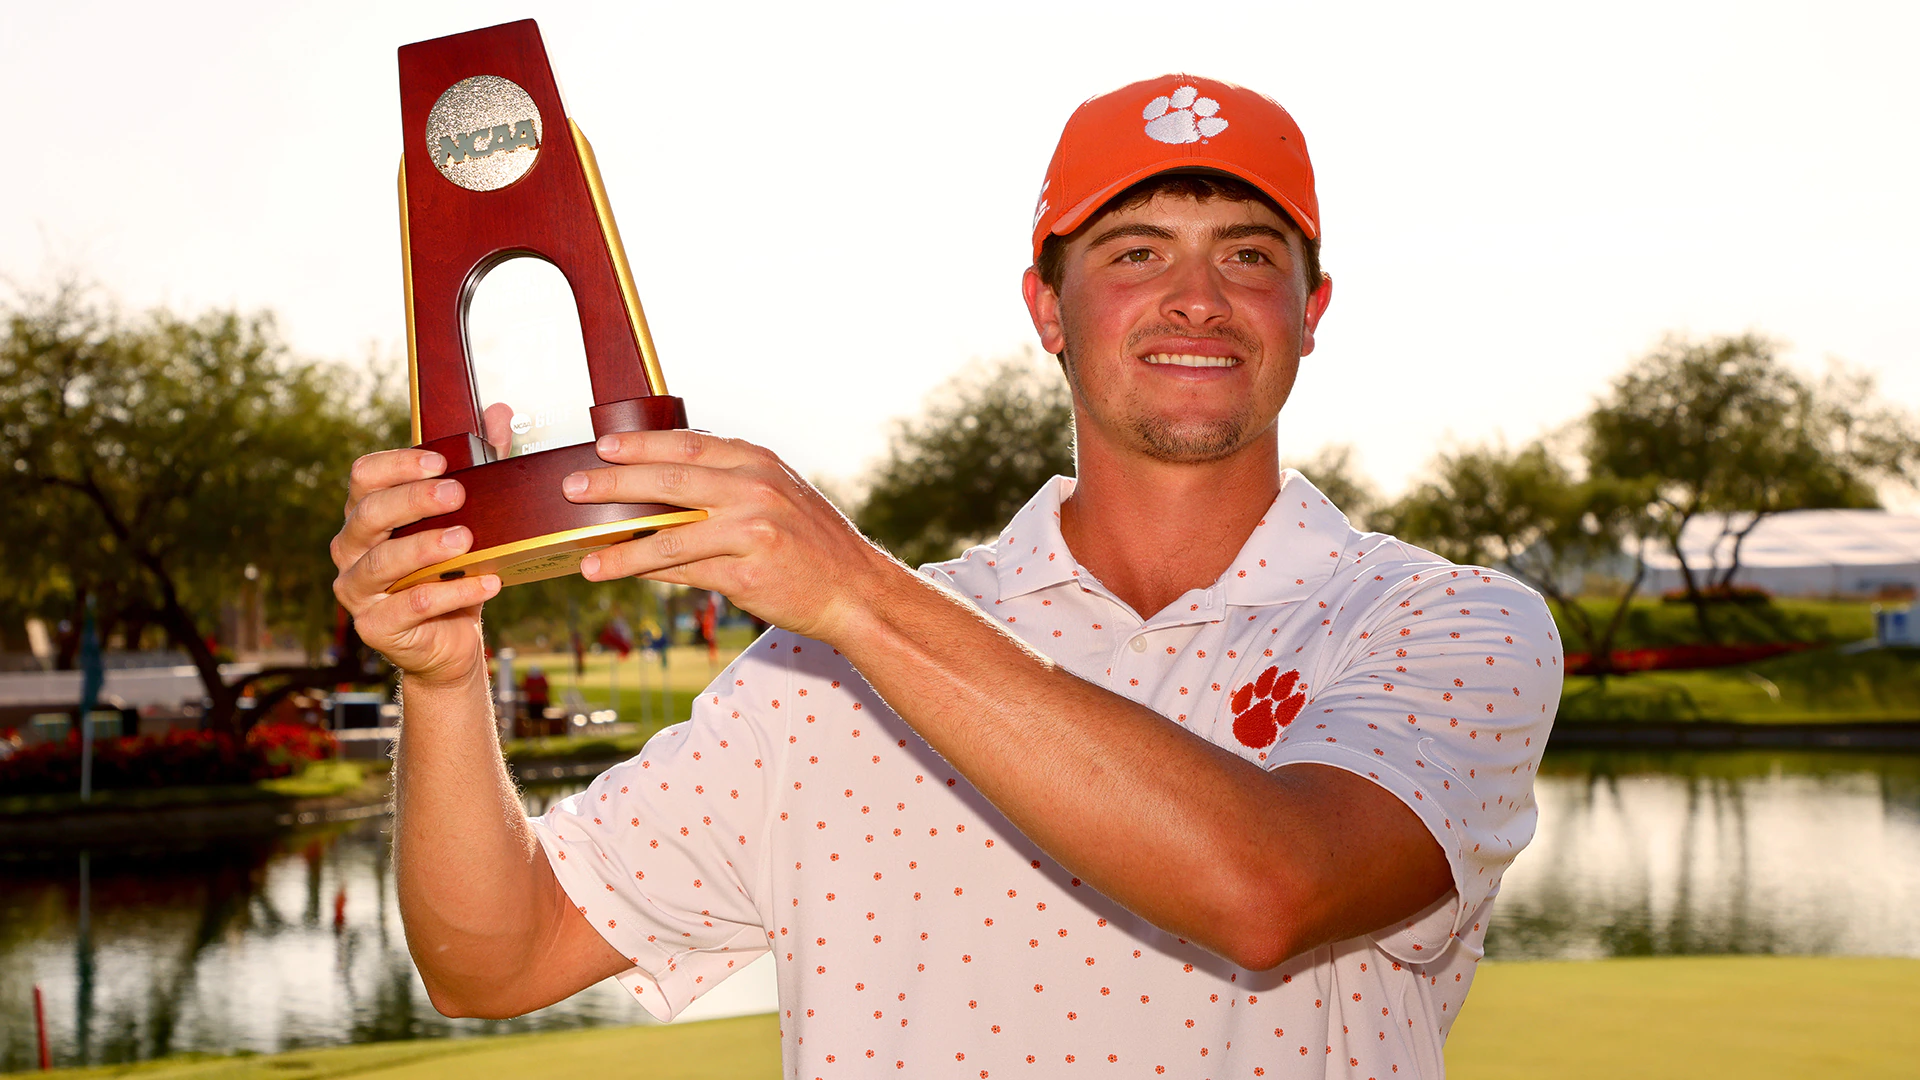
[1022,266,1068,356]
[1299,274,1333,358]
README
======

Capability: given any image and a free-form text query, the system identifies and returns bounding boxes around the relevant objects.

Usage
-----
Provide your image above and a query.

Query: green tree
[1587,334,1917,640]
[0,285,406,733]
[1378,441,1658,675]
[1284,443,1379,528]
[856,354,1075,568]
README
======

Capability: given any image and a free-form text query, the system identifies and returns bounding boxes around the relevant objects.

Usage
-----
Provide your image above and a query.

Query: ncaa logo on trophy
[425,75,543,191]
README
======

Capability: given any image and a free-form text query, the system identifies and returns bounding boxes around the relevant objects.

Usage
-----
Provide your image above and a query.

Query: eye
[1230,248,1270,265]
[1119,248,1154,264]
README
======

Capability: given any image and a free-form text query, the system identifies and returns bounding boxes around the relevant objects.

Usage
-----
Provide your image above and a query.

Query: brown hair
[1035,172,1324,295]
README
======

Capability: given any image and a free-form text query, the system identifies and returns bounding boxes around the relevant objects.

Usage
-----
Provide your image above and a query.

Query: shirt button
[1130,637,1147,653]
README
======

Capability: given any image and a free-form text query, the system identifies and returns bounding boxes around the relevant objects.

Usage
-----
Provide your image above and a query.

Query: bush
[1662,584,1772,605]
[0,722,336,795]
[1564,642,1812,676]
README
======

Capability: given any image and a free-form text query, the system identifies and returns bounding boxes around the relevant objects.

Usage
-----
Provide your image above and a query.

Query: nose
[1160,258,1232,328]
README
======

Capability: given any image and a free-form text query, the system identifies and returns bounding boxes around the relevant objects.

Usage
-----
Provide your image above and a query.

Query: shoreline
[7,720,1917,849]
[0,771,392,851]
[0,750,649,850]
[1546,718,1920,750]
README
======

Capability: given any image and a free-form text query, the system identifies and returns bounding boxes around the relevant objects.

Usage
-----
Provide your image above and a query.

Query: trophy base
[385,436,705,592]
[389,509,708,590]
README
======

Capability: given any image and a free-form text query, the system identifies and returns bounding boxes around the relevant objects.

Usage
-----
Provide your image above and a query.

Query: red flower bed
[0,722,337,796]
[1661,584,1773,605]
[1564,642,1813,676]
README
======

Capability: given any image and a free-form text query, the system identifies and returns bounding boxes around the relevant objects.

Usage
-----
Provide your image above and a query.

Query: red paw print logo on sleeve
[1230,666,1306,749]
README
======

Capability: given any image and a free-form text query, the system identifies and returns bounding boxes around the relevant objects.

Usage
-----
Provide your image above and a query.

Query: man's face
[1023,193,1332,466]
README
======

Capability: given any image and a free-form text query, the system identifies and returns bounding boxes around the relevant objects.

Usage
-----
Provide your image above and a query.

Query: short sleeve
[1266,567,1561,963]
[528,631,796,1020]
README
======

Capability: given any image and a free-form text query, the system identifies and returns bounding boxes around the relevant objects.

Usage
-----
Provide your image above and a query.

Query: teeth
[1143,353,1238,367]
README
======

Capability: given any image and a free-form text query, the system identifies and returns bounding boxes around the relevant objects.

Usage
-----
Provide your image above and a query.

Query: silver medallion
[425,75,543,192]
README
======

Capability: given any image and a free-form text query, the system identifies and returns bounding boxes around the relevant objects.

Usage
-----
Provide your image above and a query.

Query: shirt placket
[1103,587,1225,700]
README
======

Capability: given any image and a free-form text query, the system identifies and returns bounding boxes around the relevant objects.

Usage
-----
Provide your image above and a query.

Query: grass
[0,759,375,817]
[515,602,1914,729]
[257,760,375,798]
[1447,956,1920,1079]
[1551,596,1877,652]
[509,630,758,706]
[31,958,1917,1079]
[504,731,655,764]
[1541,596,1918,724]
[26,1013,780,1080]
[495,633,760,758]
[1557,646,1920,723]
[500,641,743,734]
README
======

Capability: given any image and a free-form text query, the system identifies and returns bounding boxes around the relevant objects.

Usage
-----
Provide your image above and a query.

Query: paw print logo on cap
[1230,666,1305,749]
[1143,86,1227,145]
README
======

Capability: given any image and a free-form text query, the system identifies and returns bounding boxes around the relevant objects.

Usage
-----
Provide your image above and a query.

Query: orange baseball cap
[1031,74,1318,261]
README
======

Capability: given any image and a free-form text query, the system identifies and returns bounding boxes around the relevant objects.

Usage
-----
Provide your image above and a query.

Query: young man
[331,75,1561,1077]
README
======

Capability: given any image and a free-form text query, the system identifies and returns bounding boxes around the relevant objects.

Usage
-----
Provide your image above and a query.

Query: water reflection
[0,782,774,1072]
[5,754,1917,1068]
[1486,751,1920,958]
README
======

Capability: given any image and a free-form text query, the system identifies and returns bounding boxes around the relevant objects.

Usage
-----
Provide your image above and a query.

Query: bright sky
[4,1,1915,502]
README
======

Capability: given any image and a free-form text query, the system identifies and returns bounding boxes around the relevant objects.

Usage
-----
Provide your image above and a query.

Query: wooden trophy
[386,19,704,590]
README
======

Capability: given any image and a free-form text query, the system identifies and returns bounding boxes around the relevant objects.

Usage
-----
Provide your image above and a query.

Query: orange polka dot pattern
[531,472,1562,1078]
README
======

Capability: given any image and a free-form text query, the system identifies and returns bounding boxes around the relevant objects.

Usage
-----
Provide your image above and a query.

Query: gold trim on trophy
[571,120,669,398]
[399,159,423,446]
[389,509,709,591]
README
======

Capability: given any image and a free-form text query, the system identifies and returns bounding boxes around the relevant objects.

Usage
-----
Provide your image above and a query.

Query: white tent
[1641,509,1920,598]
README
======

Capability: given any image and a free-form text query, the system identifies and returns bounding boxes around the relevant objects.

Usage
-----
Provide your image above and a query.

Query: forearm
[555,431,1446,965]
[392,665,570,1013]
[829,566,1324,966]
[332,449,628,1016]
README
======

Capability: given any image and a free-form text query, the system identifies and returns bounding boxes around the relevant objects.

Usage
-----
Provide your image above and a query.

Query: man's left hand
[562,430,896,643]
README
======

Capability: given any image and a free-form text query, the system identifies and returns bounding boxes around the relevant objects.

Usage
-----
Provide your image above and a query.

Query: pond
[5,750,1918,1071]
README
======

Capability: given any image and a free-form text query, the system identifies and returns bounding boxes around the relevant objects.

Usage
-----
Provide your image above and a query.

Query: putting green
[1447,956,1920,1078]
[38,957,1920,1078]
[32,1014,781,1080]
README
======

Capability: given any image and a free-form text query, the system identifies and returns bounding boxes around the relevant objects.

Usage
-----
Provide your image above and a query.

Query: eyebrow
[1215,223,1295,246]
[1085,220,1296,249]
[1085,222,1177,249]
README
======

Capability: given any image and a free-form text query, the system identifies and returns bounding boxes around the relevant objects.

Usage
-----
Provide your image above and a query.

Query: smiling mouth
[1142,353,1240,368]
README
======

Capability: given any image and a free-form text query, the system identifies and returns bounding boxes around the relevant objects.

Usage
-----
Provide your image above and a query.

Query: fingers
[334,524,475,612]
[346,448,447,513]
[348,573,502,682]
[578,517,739,583]
[561,458,736,509]
[355,573,501,634]
[590,429,766,470]
[335,474,467,573]
[566,433,787,509]
[482,402,514,456]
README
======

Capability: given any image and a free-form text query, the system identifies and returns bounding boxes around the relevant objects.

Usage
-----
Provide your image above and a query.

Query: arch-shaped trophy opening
[464,254,596,457]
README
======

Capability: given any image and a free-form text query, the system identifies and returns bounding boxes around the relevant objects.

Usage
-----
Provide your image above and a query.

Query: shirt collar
[1216,469,1356,606]
[991,470,1357,608]
[990,476,1086,601]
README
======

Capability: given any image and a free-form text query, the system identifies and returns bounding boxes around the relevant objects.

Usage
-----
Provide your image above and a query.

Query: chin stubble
[1128,414,1248,464]
[1061,322,1262,465]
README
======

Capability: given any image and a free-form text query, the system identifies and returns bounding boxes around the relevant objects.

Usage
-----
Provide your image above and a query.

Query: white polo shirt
[532,471,1561,1078]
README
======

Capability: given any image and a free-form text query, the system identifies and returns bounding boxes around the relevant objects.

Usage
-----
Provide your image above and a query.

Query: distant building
[1640,509,1920,598]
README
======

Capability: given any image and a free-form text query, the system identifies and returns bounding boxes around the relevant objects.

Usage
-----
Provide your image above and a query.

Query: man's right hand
[329,447,500,686]
[331,405,515,685]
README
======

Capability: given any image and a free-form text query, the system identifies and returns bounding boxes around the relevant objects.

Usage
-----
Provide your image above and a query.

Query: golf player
[331,73,1561,1077]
